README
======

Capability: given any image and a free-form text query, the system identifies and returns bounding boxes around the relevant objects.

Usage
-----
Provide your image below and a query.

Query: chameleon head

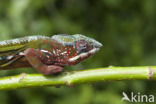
[51,34,103,65]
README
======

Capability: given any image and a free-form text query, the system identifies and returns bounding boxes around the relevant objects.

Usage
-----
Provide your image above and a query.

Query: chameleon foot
[24,48,63,75]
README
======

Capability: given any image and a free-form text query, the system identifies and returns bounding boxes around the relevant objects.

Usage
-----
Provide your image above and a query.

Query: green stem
[0,66,156,90]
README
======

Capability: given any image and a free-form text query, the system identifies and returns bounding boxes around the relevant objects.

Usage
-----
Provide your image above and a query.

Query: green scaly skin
[0,36,51,68]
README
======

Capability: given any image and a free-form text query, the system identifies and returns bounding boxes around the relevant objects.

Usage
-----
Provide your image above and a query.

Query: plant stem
[0,66,156,90]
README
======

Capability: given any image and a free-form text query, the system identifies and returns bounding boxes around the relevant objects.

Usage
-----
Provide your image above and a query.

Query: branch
[0,66,156,90]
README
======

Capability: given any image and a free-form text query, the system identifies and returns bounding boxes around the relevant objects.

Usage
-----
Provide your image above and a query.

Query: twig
[0,66,156,90]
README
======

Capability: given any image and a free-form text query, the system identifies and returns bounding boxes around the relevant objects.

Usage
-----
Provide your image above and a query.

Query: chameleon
[0,34,102,75]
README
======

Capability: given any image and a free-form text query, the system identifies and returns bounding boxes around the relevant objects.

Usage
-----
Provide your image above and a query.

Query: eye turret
[75,40,92,55]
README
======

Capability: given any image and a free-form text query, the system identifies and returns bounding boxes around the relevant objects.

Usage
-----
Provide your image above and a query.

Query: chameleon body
[0,34,102,75]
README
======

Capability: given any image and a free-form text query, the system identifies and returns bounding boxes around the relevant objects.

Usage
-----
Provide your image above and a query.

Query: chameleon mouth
[68,48,100,62]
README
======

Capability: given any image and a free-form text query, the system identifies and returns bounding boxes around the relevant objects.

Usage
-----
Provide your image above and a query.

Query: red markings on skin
[24,48,63,75]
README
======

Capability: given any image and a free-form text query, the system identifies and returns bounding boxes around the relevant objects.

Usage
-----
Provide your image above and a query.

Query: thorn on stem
[148,67,154,80]
[19,73,26,82]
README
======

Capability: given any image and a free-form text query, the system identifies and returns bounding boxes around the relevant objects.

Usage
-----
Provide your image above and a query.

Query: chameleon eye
[76,40,89,54]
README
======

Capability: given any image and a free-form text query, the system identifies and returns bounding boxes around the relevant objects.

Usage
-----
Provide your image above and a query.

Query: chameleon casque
[0,34,102,75]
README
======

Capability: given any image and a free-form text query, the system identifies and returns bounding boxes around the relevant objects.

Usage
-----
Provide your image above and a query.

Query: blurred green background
[0,0,156,104]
